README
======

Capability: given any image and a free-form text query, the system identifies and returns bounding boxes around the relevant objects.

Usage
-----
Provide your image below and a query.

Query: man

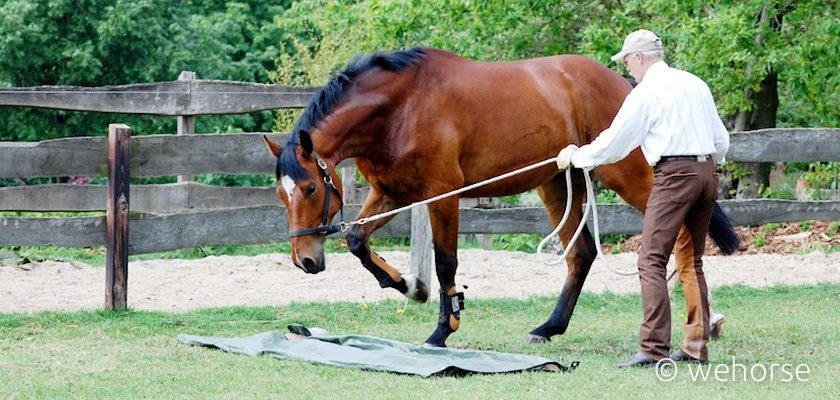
[556,29,730,367]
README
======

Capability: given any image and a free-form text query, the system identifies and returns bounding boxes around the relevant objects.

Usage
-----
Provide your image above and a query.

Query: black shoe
[670,349,708,364]
[616,353,658,368]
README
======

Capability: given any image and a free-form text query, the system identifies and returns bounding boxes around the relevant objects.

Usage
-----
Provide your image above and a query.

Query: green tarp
[178,328,578,377]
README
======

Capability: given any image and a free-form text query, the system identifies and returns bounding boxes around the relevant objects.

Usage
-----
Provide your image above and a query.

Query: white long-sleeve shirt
[570,61,730,169]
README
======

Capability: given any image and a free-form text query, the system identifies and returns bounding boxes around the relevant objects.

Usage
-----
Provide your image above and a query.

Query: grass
[1,284,837,399]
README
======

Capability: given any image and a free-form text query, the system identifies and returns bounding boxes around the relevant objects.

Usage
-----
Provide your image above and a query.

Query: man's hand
[556,144,579,170]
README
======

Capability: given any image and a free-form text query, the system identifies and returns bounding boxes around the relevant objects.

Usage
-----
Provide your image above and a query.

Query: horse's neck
[316,68,418,165]
[315,105,393,165]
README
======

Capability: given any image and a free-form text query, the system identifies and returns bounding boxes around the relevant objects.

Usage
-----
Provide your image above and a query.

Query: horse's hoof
[525,334,550,344]
[403,274,429,303]
[710,313,725,341]
[422,342,446,349]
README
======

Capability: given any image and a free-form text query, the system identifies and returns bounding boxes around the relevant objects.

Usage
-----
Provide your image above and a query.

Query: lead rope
[535,168,638,276]
[343,157,560,227]
[341,155,638,276]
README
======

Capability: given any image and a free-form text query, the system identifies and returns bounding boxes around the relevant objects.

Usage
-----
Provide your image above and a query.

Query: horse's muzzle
[297,255,325,274]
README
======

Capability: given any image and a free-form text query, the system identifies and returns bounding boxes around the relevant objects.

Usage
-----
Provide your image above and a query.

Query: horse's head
[264,130,343,274]
[262,48,427,273]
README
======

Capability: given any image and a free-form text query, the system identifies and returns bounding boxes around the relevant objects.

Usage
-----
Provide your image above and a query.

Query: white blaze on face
[281,175,296,204]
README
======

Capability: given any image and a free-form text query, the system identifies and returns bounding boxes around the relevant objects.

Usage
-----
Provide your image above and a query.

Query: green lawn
[1,284,837,399]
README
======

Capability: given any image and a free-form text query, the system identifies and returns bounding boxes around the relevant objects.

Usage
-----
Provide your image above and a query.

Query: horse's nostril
[302,257,316,271]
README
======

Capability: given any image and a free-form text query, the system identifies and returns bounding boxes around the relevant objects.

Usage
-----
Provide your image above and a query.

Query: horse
[263,47,740,347]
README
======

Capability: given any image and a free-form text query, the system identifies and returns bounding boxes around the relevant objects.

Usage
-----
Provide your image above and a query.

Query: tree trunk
[735,3,785,198]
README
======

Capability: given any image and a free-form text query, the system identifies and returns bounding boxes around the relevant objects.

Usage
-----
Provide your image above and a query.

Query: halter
[288,154,347,237]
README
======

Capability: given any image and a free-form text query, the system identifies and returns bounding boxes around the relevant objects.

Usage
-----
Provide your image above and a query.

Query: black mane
[277,47,426,182]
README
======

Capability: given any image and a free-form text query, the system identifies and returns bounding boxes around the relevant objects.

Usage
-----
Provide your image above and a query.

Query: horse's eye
[304,185,317,197]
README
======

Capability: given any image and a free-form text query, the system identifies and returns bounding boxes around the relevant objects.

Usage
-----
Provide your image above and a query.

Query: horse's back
[420,49,630,139]
[397,49,631,195]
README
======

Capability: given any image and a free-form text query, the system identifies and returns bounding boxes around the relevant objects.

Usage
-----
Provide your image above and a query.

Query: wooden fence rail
[2,129,837,180]
[0,80,319,115]
[0,132,362,179]
[2,200,838,254]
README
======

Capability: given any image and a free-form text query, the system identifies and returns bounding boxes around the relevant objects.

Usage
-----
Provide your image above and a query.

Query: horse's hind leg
[526,171,597,343]
[346,188,429,303]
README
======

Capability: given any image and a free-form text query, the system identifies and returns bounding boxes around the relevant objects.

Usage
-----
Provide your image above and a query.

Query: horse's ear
[298,130,314,159]
[263,135,282,158]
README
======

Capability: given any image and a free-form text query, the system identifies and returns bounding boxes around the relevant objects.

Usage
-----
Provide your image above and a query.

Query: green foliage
[0,0,294,141]
[275,0,838,130]
[596,189,620,204]
[761,222,782,233]
[492,233,543,252]
[497,194,523,206]
[803,162,839,190]
[194,174,275,187]
[753,234,768,247]
[578,0,838,127]
[760,170,799,200]
[828,222,840,238]
[271,0,599,88]
[796,243,840,254]
[760,222,781,233]
[600,234,628,245]
[799,220,813,231]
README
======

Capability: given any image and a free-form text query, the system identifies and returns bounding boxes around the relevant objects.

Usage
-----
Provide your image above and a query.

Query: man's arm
[570,89,655,169]
[705,89,730,164]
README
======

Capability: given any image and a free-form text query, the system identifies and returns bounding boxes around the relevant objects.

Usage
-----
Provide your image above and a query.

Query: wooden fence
[2,75,839,309]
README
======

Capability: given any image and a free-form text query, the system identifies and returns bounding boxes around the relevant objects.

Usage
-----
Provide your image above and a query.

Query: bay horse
[263,47,739,347]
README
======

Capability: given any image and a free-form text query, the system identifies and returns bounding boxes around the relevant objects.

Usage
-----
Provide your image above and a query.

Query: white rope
[345,154,638,276]
[353,157,559,225]
[535,169,638,275]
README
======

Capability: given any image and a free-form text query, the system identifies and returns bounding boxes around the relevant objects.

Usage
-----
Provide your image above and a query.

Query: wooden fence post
[410,206,433,290]
[177,71,196,184]
[105,124,131,310]
[341,165,356,204]
[475,197,498,249]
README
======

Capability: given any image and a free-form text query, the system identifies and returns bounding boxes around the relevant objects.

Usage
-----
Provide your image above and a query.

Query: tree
[0,0,294,141]
[578,0,838,197]
[271,0,605,129]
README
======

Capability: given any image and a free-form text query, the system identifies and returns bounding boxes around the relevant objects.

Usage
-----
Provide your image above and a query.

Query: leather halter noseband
[287,155,346,237]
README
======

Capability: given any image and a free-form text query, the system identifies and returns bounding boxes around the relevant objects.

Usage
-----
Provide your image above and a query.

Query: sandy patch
[1,250,838,313]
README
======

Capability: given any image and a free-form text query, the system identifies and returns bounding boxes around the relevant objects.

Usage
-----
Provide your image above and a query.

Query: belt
[658,154,711,163]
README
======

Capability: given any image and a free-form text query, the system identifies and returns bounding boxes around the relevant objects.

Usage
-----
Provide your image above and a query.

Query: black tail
[709,203,740,255]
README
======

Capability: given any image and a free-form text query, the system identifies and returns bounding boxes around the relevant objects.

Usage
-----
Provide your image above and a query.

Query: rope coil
[535,168,638,276]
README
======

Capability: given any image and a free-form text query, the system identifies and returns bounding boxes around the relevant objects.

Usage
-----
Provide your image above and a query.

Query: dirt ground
[606,220,839,255]
[2,248,838,313]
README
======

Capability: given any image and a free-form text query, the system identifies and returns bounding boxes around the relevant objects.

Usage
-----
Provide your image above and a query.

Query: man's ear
[298,130,313,159]
[263,135,282,158]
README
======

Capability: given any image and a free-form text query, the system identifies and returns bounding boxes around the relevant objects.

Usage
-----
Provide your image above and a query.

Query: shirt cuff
[570,149,594,169]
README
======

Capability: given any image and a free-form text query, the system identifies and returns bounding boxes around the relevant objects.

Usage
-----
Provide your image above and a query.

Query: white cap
[610,29,663,62]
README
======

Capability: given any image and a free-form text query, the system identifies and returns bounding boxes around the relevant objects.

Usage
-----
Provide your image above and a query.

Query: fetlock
[425,289,465,347]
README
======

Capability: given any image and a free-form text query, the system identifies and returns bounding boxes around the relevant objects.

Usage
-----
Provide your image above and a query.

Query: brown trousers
[637,158,717,360]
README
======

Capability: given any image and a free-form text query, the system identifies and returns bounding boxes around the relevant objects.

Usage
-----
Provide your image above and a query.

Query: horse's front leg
[423,196,463,348]
[346,188,429,303]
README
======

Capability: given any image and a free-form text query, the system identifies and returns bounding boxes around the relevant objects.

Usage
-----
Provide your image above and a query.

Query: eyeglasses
[622,53,635,69]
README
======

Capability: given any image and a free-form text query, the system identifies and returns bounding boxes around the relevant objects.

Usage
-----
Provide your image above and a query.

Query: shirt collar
[645,60,669,78]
